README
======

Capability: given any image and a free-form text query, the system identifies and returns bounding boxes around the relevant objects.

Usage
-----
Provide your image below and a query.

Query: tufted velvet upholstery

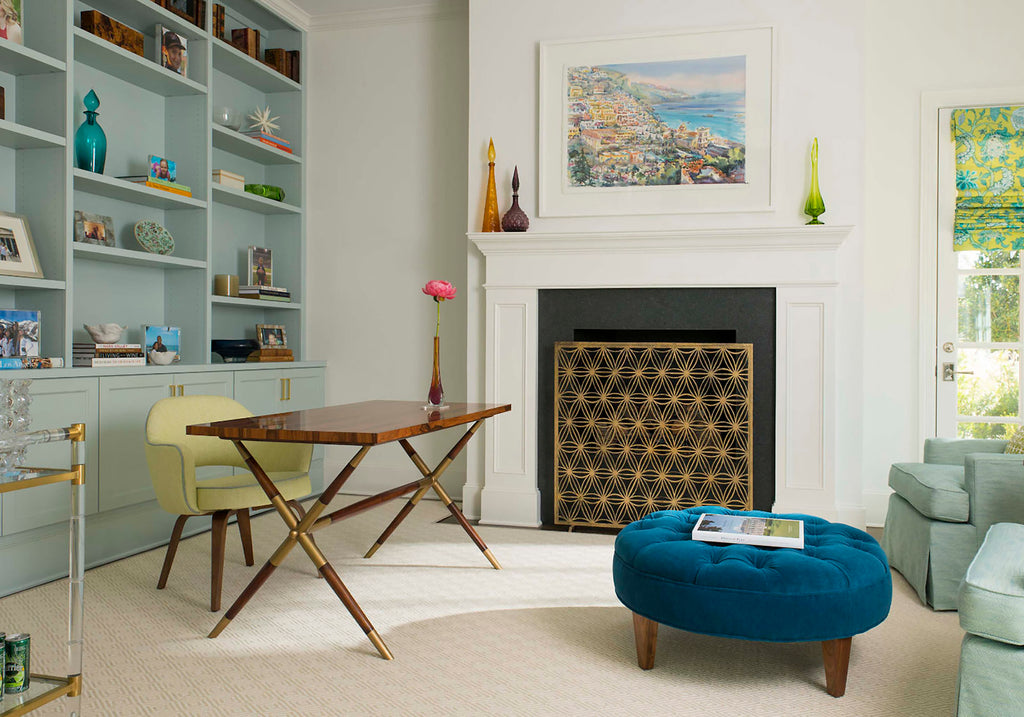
[613,507,892,642]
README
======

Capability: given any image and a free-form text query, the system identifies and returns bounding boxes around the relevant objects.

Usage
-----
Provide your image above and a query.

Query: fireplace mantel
[464,225,857,528]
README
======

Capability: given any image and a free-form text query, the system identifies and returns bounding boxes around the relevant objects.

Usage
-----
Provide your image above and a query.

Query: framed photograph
[256,324,286,349]
[143,325,180,363]
[1,0,23,45]
[156,25,188,77]
[0,212,42,278]
[161,0,202,26]
[247,246,272,287]
[149,154,177,182]
[0,310,39,358]
[73,211,115,247]
[538,25,775,217]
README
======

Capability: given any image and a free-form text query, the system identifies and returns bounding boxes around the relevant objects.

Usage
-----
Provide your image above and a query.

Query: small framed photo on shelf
[143,325,180,364]
[0,310,40,358]
[1,0,23,45]
[256,324,286,349]
[247,246,272,287]
[156,26,188,77]
[160,0,203,27]
[73,211,115,247]
[0,212,42,278]
[149,154,177,182]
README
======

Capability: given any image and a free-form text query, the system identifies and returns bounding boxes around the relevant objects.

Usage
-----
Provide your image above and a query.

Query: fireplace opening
[538,288,776,527]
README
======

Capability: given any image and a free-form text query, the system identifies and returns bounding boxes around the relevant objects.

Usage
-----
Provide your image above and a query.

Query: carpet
[0,496,962,715]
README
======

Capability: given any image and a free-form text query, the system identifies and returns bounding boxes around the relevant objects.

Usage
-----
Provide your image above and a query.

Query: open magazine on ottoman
[691,513,805,549]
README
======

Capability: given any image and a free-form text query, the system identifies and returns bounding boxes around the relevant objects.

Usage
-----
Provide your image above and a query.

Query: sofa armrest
[964,453,1024,540]
[924,438,1008,465]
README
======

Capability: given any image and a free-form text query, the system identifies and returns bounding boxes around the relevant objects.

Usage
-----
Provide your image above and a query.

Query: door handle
[285,378,291,401]
[280,377,287,402]
[942,363,975,382]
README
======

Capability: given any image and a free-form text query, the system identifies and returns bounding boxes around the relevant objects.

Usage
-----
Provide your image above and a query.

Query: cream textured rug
[0,496,961,716]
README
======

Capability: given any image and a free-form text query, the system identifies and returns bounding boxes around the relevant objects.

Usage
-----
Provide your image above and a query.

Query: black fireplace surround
[537,287,776,526]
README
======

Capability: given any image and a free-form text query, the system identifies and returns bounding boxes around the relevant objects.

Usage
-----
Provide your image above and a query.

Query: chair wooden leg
[822,637,852,697]
[210,510,232,612]
[236,508,254,566]
[632,612,658,670]
[157,515,190,589]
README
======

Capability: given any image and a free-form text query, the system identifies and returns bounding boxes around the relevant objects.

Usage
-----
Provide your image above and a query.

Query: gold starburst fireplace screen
[554,342,753,528]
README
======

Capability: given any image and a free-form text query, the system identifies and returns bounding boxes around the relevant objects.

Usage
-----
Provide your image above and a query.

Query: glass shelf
[0,674,75,716]
[0,468,76,494]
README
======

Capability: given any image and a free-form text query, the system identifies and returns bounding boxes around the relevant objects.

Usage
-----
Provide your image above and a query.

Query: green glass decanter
[804,137,825,225]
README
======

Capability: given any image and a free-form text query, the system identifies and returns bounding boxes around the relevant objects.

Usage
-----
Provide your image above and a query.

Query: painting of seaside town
[566,56,746,188]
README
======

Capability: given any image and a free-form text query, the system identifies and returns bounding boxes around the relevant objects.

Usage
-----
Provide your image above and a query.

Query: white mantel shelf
[464,223,862,530]
[469,225,852,255]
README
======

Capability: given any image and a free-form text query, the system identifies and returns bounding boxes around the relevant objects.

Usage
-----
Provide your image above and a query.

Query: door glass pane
[957,422,1014,439]
[957,274,1020,343]
[957,249,1020,270]
[956,348,1020,418]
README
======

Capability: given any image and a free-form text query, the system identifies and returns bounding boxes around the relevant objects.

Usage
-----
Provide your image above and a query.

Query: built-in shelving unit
[0,0,307,363]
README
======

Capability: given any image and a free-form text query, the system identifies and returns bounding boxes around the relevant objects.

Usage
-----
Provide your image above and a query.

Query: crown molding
[309,0,466,32]
[257,0,312,30]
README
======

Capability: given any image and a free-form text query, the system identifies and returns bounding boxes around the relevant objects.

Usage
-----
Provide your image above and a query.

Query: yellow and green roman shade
[952,106,1024,251]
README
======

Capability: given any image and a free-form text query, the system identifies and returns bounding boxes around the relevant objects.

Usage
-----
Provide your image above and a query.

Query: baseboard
[479,486,541,528]
[862,489,893,527]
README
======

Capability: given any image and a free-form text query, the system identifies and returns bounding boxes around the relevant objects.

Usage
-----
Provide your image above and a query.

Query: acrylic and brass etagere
[0,424,84,717]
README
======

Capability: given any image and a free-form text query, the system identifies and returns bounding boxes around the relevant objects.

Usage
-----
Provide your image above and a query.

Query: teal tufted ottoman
[613,507,892,697]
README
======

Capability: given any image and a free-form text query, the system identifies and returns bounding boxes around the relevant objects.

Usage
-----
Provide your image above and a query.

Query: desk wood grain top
[185,400,512,445]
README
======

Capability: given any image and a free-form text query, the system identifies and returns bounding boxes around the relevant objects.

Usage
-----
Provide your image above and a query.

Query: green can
[4,633,29,694]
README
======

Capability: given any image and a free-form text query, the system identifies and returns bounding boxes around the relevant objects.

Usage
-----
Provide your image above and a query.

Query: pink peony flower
[423,280,456,338]
[422,280,457,301]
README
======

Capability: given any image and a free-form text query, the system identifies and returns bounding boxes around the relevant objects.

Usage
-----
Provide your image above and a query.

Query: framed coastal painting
[538,25,775,217]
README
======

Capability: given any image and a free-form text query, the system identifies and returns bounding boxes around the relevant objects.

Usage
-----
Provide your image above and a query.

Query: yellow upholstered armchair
[144,395,313,611]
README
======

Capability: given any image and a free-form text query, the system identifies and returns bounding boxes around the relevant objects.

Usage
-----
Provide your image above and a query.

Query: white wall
[306,7,470,496]
[861,0,1024,522]
[467,0,868,520]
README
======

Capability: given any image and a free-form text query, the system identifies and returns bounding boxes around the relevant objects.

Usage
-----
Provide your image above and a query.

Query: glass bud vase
[427,336,444,407]
[74,90,107,174]
[803,137,825,225]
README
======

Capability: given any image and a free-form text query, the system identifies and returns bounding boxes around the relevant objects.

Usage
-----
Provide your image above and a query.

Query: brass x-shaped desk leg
[363,419,502,570]
[208,442,395,661]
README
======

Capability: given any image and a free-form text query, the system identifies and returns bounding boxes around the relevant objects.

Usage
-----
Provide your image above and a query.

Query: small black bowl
[211,339,259,363]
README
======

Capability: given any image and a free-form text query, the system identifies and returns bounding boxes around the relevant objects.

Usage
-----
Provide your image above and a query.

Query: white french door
[935,106,1023,439]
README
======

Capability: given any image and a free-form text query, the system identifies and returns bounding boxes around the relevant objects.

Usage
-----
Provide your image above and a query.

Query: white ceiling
[289,0,439,17]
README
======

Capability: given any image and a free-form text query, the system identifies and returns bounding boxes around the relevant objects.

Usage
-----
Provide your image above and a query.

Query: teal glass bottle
[804,137,825,225]
[74,90,107,174]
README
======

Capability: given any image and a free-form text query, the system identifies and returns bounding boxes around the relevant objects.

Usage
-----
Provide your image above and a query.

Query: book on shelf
[239,294,291,303]
[250,138,293,154]
[691,513,805,550]
[239,285,290,296]
[242,131,290,147]
[73,356,147,367]
[72,343,142,350]
[118,175,191,192]
[0,357,64,369]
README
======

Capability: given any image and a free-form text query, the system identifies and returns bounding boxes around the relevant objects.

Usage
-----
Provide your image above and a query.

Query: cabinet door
[176,371,233,399]
[98,375,178,512]
[281,367,324,411]
[2,378,100,535]
[233,369,283,416]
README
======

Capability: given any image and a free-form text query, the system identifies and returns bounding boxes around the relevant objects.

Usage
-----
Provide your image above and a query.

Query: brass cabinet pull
[178,384,185,396]
[286,377,291,401]
[281,377,287,401]
[171,384,185,397]
[170,384,176,397]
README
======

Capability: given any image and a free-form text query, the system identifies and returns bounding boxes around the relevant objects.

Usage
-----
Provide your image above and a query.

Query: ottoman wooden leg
[822,637,852,697]
[632,612,658,669]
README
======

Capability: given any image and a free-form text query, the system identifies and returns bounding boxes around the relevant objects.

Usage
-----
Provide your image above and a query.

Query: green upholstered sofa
[955,523,1024,715]
[882,438,1024,610]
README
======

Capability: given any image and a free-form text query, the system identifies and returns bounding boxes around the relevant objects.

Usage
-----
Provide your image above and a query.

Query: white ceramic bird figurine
[84,323,127,344]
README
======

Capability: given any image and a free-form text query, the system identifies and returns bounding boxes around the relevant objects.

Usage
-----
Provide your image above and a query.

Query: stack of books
[117,176,193,198]
[0,357,64,370]
[238,285,291,302]
[242,131,292,154]
[73,343,145,367]
[212,169,244,190]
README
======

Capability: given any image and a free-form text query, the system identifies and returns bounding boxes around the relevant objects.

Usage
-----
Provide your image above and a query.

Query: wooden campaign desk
[186,400,512,660]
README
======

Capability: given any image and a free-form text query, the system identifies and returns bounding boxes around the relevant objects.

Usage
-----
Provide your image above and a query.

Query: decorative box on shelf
[80,10,145,57]
[212,169,244,190]
[246,348,294,362]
